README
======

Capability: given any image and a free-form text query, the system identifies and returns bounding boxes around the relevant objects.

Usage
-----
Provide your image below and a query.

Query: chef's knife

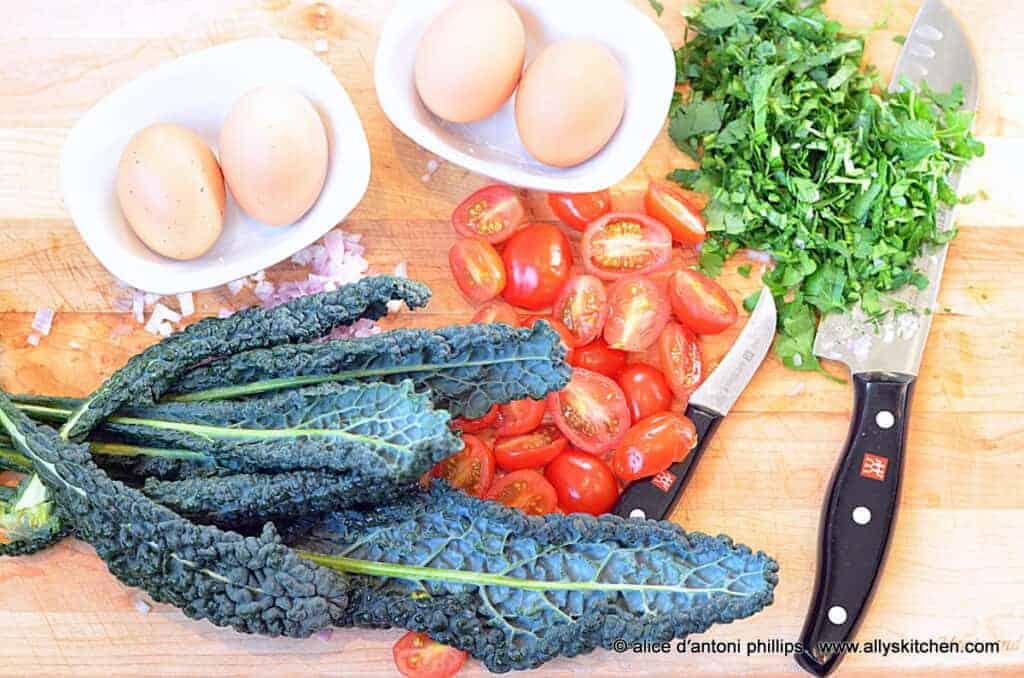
[795,2,978,675]
[613,287,776,520]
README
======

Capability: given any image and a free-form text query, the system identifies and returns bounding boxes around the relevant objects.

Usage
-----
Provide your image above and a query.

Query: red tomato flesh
[668,268,739,335]
[471,300,520,326]
[548,190,612,232]
[494,425,568,471]
[501,223,574,310]
[430,434,495,497]
[581,213,672,281]
[644,181,708,246]
[545,449,620,515]
[658,322,705,399]
[553,274,609,347]
[393,631,468,678]
[449,237,505,304]
[451,404,498,433]
[604,277,671,352]
[610,412,698,482]
[547,368,630,455]
[617,364,672,424]
[570,338,628,378]
[452,185,525,244]
[486,469,558,515]
[493,398,546,438]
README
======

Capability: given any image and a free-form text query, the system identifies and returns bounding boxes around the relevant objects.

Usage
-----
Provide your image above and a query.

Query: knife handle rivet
[852,506,872,525]
[629,508,646,520]
[875,410,895,429]
[828,606,848,625]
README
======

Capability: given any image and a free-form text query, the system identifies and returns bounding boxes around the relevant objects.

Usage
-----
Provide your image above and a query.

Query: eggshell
[515,39,626,168]
[219,86,329,227]
[414,0,526,124]
[116,123,226,260]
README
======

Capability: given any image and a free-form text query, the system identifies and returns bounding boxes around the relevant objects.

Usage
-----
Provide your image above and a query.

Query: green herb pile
[667,0,985,376]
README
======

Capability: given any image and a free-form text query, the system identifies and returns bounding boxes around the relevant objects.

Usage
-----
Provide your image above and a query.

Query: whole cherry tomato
[553,274,609,347]
[667,268,738,335]
[545,449,620,515]
[644,181,708,245]
[570,338,628,378]
[658,322,705,399]
[604,277,671,352]
[609,412,697,482]
[581,213,672,280]
[452,185,525,244]
[617,364,672,423]
[449,237,505,304]
[548,190,612,232]
[500,223,573,310]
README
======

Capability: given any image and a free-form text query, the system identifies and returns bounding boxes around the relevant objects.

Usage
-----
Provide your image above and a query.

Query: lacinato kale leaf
[293,483,779,673]
[168,322,571,419]
[0,473,70,556]
[61,276,431,440]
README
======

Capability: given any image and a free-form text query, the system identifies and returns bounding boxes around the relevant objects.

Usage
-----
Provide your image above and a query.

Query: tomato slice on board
[486,469,558,515]
[644,181,708,246]
[617,363,672,424]
[393,631,468,678]
[493,398,546,438]
[610,412,698,482]
[603,277,671,352]
[430,434,495,497]
[553,274,609,347]
[570,338,627,378]
[451,404,498,433]
[452,185,525,244]
[471,300,520,326]
[544,449,620,515]
[658,322,705,400]
[494,425,568,471]
[523,317,576,363]
[667,268,739,335]
[547,368,630,455]
[581,213,672,281]
[501,223,574,310]
[449,237,506,304]
[548,190,612,232]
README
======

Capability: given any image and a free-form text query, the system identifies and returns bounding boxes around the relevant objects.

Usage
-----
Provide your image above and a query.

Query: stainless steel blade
[689,287,776,416]
[814,0,978,376]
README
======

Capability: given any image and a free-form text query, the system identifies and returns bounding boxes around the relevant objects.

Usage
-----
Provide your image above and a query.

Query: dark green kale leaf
[293,483,779,673]
[0,473,71,556]
[61,276,431,440]
[168,322,571,419]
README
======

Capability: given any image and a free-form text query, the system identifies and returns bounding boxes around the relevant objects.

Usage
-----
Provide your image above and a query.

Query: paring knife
[795,2,978,675]
[613,287,776,520]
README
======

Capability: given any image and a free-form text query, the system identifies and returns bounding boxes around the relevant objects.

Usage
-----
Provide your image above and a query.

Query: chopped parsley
[649,0,664,17]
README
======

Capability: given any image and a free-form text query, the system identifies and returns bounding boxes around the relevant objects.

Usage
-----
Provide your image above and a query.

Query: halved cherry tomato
[644,181,707,246]
[553,274,608,347]
[449,237,505,304]
[609,412,698,482]
[617,364,672,424]
[668,268,738,335]
[471,300,520,326]
[548,190,612,232]
[571,338,628,377]
[493,398,546,438]
[451,404,498,433]
[430,434,495,497]
[452,185,525,244]
[501,223,574,310]
[547,368,630,455]
[393,631,468,678]
[658,322,705,399]
[494,425,568,471]
[604,277,671,351]
[523,317,575,363]
[486,469,558,515]
[581,213,672,281]
[545,449,620,515]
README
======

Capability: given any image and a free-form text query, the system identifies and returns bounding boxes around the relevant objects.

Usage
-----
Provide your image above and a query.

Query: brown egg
[219,86,329,226]
[414,0,526,124]
[515,39,626,168]
[116,123,226,260]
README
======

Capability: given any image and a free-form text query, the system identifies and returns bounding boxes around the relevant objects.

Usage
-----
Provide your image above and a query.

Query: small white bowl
[375,0,675,193]
[61,38,371,295]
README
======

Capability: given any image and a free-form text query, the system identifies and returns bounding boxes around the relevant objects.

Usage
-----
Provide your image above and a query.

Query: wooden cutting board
[1,1,1022,676]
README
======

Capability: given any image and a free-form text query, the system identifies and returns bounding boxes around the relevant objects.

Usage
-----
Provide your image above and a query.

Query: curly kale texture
[61,276,431,440]
[0,391,349,635]
[293,483,780,672]
[169,322,571,419]
[0,474,71,556]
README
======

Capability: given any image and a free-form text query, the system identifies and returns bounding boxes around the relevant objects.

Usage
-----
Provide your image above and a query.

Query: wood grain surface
[1,1,1023,676]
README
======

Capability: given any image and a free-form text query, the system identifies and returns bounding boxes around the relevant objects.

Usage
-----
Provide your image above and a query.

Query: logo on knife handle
[650,470,676,492]
[860,453,889,482]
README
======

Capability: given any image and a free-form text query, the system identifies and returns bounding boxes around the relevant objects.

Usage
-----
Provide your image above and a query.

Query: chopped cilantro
[737,264,752,278]
[648,0,664,16]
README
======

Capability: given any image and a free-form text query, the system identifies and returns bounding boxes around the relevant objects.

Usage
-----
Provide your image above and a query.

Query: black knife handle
[611,404,723,520]
[795,372,915,677]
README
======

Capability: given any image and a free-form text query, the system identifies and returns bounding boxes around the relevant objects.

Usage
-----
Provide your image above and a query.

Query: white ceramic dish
[375,0,675,193]
[61,38,371,295]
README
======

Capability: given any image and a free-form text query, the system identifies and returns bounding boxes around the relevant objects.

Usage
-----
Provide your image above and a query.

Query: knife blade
[612,287,776,520]
[796,2,978,676]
